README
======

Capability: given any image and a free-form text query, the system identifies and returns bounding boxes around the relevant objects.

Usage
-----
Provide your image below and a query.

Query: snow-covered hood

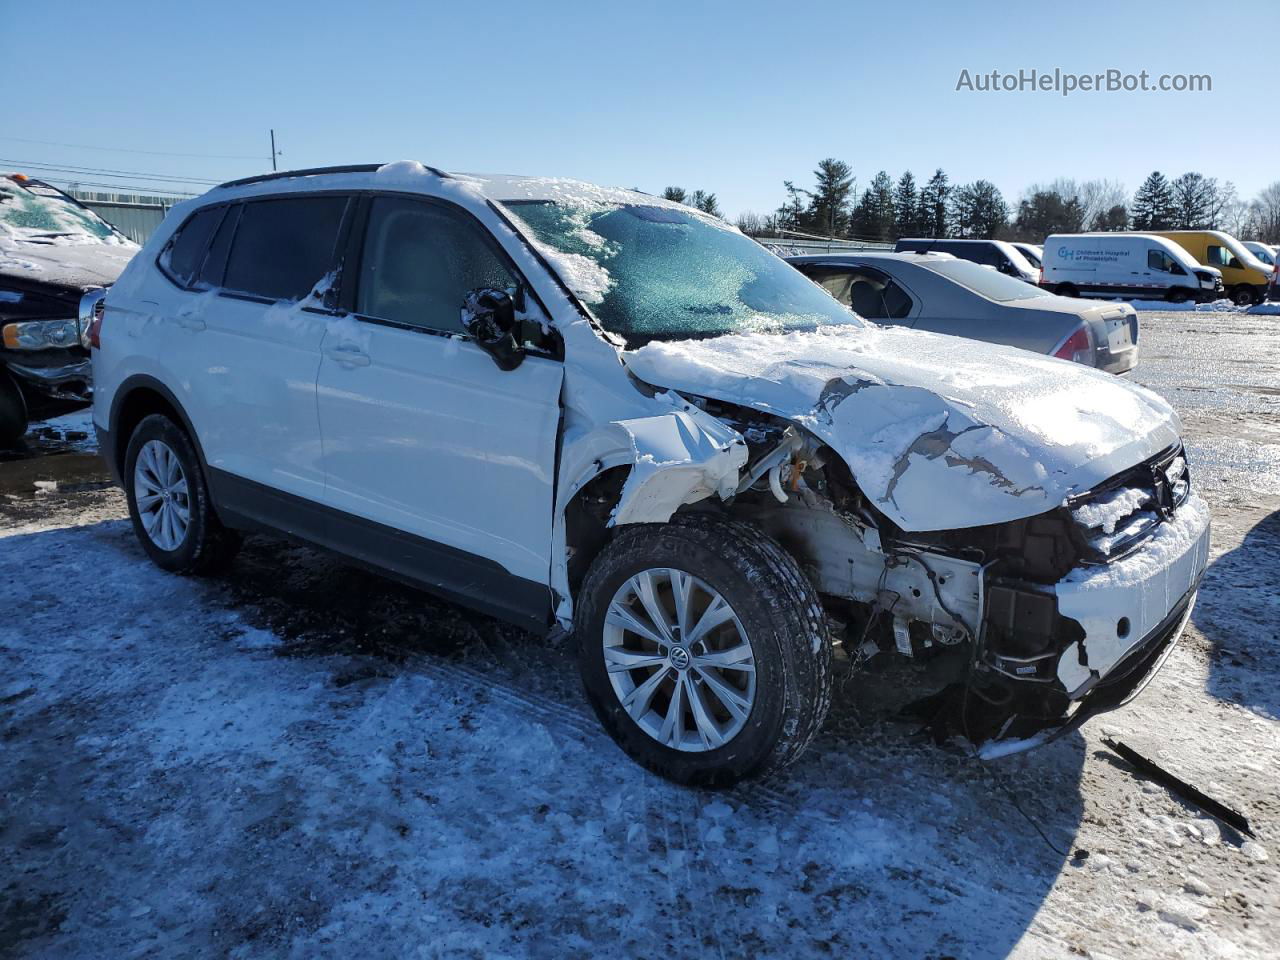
[623,325,1181,532]
[0,237,137,290]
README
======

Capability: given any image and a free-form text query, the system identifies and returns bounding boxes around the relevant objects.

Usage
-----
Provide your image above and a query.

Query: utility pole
[269,129,279,171]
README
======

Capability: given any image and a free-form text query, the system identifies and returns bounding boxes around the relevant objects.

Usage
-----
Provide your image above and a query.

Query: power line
[30,175,198,198]
[0,157,227,187]
[0,135,264,161]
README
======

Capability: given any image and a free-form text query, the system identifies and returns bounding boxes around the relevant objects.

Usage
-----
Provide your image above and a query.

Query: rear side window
[197,204,241,288]
[355,196,516,334]
[223,196,348,301]
[161,206,223,286]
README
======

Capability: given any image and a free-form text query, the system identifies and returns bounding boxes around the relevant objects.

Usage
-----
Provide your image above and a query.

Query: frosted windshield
[504,199,862,343]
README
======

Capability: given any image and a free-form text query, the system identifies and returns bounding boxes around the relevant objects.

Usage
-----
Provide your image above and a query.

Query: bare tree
[736,211,767,236]
[1022,178,1127,231]
[1252,182,1280,243]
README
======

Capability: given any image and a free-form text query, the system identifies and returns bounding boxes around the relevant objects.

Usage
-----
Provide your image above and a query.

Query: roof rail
[216,162,449,190]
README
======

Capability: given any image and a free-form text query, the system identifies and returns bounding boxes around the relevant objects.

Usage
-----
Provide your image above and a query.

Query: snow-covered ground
[1121,297,1280,316]
[2,311,1278,958]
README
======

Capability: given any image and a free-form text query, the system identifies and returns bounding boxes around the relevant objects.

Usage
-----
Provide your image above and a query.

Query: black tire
[575,513,832,787]
[0,368,28,447]
[123,413,240,574]
[1231,285,1258,307]
[1055,284,1078,298]
[1167,287,1191,304]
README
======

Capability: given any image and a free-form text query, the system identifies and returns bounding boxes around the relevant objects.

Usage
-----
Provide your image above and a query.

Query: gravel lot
[2,311,1277,959]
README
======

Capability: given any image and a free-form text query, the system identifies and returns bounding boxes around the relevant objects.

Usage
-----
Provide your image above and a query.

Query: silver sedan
[788,252,1138,374]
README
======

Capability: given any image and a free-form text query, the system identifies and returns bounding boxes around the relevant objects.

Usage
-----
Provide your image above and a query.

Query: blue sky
[5,0,1276,217]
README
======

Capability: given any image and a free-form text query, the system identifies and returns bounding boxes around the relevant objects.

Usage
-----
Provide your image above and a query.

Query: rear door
[316,194,563,622]
[153,194,350,530]
[195,195,350,526]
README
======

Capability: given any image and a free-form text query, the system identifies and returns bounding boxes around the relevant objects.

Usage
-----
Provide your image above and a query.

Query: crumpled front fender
[610,407,747,525]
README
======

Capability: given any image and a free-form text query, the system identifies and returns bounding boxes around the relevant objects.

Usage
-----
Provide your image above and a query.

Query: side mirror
[461,287,524,371]
[1228,258,1243,270]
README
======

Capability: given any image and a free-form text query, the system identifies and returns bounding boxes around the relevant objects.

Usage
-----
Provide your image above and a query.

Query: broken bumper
[980,581,1200,759]
[1054,494,1210,699]
[980,494,1210,759]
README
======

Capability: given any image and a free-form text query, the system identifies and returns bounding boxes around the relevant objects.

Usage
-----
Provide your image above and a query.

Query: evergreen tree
[688,190,722,218]
[804,158,856,236]
[1014,190,1085,239]
[1091,204,1129,231]
[1131,172,1176,230]
[917,169,951,238]
[773,181,810,232]
[1170,172,1217,229]
[850,171,895,240]
[893,171,919,238]
[951,180,1008,239]
[662,186,687,203]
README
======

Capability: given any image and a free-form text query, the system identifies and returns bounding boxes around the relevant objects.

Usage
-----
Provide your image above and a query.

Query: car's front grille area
[1068,445,1191,562]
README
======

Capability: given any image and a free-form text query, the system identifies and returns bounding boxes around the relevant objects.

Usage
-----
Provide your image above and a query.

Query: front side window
[1148,250,1187,275]
[1206,245,1230,268]
[504,199,861,343]
[223,196,348,301]
[356,197,517,334]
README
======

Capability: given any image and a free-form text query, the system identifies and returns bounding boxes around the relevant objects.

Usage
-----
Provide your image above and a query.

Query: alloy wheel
[603,568,756,752]
[133,439,191,551]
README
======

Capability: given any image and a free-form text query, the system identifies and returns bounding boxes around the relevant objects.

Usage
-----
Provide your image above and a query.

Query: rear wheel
[1054,283,1078,298]
[0,368,28,447]
[576,514,832,786]
[123,414,240,574]
[1231,285,1258,307]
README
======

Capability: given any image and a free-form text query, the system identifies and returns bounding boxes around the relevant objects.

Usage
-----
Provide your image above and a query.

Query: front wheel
[575,514,832,787]
[123,414,240,574]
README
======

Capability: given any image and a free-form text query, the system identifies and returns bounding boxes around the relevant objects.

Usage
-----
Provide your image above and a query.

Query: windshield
[920,257,1054,302]
[503,199,862,343]
[1016,245,1043,268]
[0,177,122,244]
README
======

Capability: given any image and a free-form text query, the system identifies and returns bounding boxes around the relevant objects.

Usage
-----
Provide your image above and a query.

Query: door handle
[177,315,206,331]
[325,344,370,367]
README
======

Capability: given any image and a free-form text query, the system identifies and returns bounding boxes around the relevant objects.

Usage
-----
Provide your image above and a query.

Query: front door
[317,195,563,624]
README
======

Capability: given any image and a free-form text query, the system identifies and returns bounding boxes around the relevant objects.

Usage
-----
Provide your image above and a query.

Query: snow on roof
[209,163,677,210]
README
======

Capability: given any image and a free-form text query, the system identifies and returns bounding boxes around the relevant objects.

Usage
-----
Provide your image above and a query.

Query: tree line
[726,159,1280,244]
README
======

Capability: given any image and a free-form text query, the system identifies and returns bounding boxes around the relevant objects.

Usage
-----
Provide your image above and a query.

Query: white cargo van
[1041,233,1223,303]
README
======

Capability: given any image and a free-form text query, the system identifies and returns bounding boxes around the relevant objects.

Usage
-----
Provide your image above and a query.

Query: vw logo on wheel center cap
[668,646,691,670]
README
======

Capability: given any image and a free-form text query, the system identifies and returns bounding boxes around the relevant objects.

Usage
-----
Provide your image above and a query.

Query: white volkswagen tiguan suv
[89,163,1210,785]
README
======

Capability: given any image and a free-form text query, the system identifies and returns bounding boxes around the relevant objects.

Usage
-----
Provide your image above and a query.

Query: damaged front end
[681,396,1210,757]
[618,327,1209,755]
[907,460,1209,757]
